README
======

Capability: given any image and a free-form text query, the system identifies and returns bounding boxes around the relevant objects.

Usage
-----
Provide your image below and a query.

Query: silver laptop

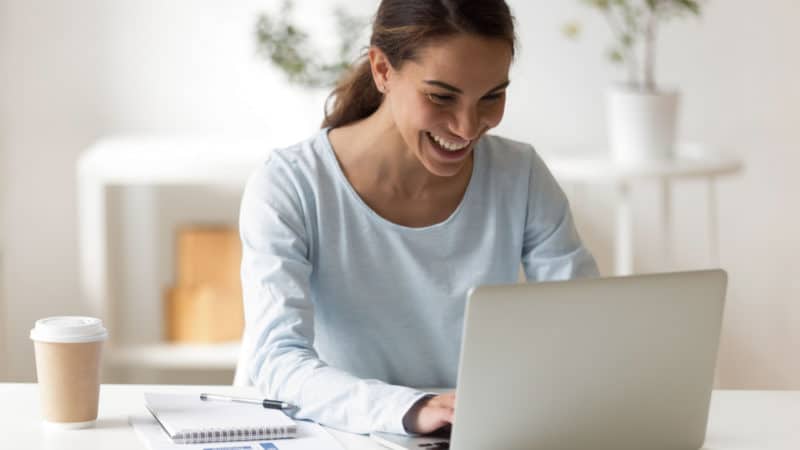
[371,269,727,450]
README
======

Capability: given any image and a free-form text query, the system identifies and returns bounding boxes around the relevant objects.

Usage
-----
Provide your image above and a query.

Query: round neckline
[319,127,481,232]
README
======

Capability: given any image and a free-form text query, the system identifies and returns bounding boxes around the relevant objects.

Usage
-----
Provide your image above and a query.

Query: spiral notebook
[144,392,297,444]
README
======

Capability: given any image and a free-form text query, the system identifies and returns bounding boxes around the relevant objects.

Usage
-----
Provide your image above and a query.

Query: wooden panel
[176,226,241,290]
[165,226,243,343]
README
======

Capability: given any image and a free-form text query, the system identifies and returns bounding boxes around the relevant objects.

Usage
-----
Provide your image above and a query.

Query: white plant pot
[607,85,680,163]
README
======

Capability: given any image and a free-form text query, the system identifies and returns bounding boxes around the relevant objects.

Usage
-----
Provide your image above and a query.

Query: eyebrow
[423,79,510,95]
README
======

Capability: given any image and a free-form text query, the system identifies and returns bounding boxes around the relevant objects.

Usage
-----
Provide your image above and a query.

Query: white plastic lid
[30,316,108,343]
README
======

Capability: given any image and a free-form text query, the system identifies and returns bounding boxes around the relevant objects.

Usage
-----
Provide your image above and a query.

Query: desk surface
[2,383,799,449]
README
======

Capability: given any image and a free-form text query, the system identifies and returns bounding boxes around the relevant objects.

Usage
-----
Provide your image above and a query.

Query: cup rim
[30,316,108,344]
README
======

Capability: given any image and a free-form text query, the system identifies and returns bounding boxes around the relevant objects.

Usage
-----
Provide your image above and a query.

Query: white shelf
[539,142,743,183]
[78,135,274,185]
[77,135,279,371]
[108,341,241,370]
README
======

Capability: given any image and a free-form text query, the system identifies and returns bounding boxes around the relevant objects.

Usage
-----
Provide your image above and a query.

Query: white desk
[2,383,799,449]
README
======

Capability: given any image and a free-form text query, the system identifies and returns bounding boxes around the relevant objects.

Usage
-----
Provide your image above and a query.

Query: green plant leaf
[581,0,611,11]
[608,48,624,63]
[621,33,634,47]
[676,0,701,15]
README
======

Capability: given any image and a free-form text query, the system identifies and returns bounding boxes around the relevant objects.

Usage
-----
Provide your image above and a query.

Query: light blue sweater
[238,129,598,435]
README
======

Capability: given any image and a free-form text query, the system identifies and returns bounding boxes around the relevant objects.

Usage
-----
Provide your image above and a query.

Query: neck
[331,101,469,199]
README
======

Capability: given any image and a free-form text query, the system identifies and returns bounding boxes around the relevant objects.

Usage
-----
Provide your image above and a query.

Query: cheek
[484,99,506,127]
[407,96,445,130]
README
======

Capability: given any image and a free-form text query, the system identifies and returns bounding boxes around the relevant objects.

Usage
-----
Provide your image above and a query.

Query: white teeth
[428,132,468,151]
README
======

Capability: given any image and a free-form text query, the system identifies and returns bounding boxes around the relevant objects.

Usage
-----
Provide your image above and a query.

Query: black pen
[200,393,296,410]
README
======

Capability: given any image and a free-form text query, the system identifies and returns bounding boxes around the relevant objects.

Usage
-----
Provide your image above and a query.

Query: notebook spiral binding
[173,424,297,444]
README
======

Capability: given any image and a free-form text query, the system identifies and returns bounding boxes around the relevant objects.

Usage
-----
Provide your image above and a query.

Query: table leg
[708,176,720,267]
[661,179,673,270]
[0,248,5,379]
[119,186,161,345]
[77,175,109,326]
[615,182,634,276]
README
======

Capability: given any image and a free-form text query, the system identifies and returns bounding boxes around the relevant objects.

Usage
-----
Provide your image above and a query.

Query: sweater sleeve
[521,149,600,281]
[238,154,430,435]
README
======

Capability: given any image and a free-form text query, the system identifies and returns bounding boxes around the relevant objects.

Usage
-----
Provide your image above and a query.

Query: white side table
[541,143,743,275]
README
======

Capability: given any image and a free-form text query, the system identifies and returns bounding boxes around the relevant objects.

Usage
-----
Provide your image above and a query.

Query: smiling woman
[236,0,599,438]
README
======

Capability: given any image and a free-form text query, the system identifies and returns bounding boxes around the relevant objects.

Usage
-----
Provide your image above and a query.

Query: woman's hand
[402,392,456,435]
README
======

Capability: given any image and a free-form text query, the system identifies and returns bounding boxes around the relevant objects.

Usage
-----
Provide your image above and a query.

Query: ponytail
[321,57,383,129]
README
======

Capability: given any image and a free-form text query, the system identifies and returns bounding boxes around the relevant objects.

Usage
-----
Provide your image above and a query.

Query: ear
[368,46,394,94]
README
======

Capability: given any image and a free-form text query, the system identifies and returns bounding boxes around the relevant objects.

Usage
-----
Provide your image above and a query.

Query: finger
[432,392,454,402]
[435,406,454,423]
[416,409,452,434]
[432,406,454,421]
[435,394,456,408]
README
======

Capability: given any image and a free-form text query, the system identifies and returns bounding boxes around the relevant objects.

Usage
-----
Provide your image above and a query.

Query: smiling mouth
[423,131,473,162]
[425,131,470,152]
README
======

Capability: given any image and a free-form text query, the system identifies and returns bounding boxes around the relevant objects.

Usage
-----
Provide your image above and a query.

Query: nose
[450,107,482,141]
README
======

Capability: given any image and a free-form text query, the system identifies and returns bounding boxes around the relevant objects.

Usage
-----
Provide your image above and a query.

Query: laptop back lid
[451,270,727,450]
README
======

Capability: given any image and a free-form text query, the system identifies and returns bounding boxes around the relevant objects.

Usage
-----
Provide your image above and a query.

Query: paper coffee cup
[30,316,108,429]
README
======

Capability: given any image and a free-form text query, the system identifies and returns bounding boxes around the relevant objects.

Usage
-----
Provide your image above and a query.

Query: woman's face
[378,33,513,178]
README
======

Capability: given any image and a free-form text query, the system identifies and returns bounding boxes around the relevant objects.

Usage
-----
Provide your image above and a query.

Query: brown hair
[321,0,516,129]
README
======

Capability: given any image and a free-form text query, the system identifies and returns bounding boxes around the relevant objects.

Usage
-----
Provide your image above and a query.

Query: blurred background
[0,0,798,388]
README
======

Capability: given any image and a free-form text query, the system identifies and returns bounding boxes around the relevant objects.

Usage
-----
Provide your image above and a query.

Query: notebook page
[144,392,295,436]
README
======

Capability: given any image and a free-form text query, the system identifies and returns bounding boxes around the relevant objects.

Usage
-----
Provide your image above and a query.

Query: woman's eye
[427,93,455,104]
[482,92,505,102]
[426,91,504,105]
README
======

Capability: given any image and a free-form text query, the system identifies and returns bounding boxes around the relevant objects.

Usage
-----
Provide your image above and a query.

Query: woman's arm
[521,149,600,281]
[238,155,430,435]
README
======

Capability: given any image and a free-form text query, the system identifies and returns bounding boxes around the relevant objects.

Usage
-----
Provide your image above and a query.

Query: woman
[237,0,598,437]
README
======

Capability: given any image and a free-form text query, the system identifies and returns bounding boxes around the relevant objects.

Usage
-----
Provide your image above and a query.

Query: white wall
[0,0,13,380]
[1,0,799,387]
[1,0,105,381]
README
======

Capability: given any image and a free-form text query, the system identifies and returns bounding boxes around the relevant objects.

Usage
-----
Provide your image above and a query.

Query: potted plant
[255,0,366,89]
[565,0,702,163]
